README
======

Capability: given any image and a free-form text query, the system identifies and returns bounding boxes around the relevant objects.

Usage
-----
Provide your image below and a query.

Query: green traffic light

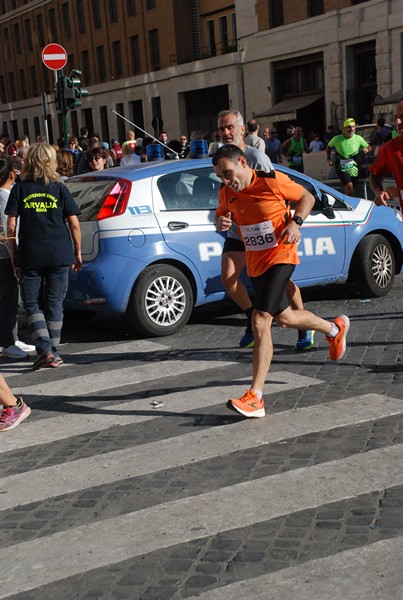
[54,69,89,112]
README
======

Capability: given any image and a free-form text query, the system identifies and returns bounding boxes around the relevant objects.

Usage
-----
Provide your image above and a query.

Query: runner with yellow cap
[326,118,370,196]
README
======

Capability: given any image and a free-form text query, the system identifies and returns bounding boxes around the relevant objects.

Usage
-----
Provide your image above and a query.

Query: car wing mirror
[321,193,336,220]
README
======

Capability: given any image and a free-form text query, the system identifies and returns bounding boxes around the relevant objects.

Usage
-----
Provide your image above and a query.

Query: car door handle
[168,221,189,231]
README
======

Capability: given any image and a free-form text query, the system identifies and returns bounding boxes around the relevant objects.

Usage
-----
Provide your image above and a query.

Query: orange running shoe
[227,389,265,418]
[326,315,350,361]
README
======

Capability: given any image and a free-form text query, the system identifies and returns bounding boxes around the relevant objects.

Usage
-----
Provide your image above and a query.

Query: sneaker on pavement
[0,398,31,431]
[51,356,64,366]
[32,352,60,370]
[15,340,35,353]
[326,315,350,361]
[296,330,315,351]
[239,327,254,348]
[2,345,29,359]
[227,389,265,418]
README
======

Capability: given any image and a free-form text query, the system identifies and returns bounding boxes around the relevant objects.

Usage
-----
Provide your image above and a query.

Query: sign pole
[42,93,49,143]
[42,43,68,147]
[58,68,69,148]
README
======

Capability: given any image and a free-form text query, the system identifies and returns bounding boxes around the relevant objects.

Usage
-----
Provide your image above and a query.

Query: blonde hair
[22,142,60,185]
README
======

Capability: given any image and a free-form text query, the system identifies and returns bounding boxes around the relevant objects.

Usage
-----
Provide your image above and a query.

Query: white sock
[251,388,262,400]
[328,322,340,338]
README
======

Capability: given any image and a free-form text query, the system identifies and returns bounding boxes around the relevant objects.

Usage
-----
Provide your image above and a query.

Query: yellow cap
[343,118,355,128]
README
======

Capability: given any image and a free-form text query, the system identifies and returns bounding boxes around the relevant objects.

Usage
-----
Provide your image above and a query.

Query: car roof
[70,158,214,183]
[355,123,392,142]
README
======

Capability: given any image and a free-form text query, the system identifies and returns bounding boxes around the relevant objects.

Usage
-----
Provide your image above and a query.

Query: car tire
[127,264,194,337]
[352,234,395,297]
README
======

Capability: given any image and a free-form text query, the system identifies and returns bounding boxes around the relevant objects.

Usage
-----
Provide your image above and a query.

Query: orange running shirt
[216,170,305,277]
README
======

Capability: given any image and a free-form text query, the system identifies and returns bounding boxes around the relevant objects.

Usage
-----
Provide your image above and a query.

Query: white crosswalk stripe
[1,445,402,596]
[0,339,401,599]
[0,371,321,452]
[0,340,171,378]
[187,536,403,600]
[1,393,400,511]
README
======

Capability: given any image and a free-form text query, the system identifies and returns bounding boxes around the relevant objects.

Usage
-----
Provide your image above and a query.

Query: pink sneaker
[0,398,31,431]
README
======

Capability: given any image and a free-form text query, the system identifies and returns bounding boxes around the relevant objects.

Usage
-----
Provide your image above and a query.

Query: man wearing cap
[369,99,403,213]
[326,118,369,196]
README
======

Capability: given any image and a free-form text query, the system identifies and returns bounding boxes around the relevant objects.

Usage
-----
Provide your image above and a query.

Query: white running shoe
[15,340,35,353]
[2,345,29,359]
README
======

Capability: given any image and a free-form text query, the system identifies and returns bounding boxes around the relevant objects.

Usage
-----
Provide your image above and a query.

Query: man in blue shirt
[263,127,282,163]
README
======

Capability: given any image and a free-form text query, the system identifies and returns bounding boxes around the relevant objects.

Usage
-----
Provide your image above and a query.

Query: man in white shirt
[244,119,266,153]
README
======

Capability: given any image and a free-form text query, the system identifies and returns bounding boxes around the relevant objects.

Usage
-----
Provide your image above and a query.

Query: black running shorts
[250,263,295,316]
[336,166,359,186]
[223,236,245,253]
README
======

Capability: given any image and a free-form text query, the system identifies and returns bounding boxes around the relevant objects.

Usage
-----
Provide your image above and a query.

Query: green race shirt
[327,133,368,176]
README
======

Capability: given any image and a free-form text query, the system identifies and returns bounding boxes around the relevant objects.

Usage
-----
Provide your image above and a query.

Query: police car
[65,159,403,337]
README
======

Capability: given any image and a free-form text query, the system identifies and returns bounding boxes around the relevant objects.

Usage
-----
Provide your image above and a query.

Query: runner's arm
[369,173,389,207]
[6,216,18,271]
[215,189,232,231]
[281,189,315,244]
[66,215,82,271]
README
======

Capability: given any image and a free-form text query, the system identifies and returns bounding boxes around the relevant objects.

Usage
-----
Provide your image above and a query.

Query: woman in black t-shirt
[5,143,82,370]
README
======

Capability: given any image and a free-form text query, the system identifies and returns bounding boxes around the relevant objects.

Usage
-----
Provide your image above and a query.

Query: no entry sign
[42,43,67,71]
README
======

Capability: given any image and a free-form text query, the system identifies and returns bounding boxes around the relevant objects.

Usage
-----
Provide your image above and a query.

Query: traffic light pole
[60,70,69,148]
[54,68,89,147]
[42,92,49,143]
[54,70,69,147]
[63,107,69,148]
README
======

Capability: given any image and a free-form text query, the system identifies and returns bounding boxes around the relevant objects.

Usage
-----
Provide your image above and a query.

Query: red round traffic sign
[42,43,67,71]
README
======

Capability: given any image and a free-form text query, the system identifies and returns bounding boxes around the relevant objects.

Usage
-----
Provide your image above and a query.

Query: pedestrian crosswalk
[188,537,403,600]
[0,338,402,599]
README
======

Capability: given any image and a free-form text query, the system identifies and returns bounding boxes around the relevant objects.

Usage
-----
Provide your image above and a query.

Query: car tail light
[97,179,132,221]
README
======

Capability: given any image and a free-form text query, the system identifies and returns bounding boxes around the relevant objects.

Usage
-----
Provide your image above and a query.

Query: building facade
[0,0,401,145]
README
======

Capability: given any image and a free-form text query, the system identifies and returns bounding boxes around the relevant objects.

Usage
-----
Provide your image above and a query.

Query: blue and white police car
[65,159,403,337]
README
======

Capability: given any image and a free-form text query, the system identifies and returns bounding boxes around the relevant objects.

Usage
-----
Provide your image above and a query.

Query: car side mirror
[321,193,336,219]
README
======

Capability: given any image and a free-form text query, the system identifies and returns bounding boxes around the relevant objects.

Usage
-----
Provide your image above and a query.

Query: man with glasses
[264,127,282,164]
[326,118,369,196]
[369,100,403,213]
[178,134,190,159]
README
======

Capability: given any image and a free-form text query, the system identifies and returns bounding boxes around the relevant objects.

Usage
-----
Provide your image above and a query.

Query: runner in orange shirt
[214,144,350,418]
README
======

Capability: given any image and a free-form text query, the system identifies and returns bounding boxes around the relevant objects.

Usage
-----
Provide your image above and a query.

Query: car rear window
[66,179,118,221]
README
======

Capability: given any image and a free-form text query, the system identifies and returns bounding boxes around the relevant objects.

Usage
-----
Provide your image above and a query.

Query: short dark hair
[212,144,244,166]
[0,157,14,186]
[377,117,386,127]
[87,147,108,161]
[247,119,259,133]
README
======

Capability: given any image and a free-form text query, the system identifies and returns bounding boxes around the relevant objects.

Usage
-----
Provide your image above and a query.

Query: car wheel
[127,264,194,337]
[352,234,395,297]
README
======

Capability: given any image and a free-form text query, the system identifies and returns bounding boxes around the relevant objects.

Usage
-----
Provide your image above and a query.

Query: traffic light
[54,74,66,112]
[64,70,89,110]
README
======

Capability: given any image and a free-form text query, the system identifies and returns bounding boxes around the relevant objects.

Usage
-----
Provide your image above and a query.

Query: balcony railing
[170,42,238,65]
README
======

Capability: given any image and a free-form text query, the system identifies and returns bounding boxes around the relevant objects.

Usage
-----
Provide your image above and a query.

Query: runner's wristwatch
[293,216,304,226]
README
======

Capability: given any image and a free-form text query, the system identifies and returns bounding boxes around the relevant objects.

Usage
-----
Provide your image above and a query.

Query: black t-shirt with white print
[5,179,80,270]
